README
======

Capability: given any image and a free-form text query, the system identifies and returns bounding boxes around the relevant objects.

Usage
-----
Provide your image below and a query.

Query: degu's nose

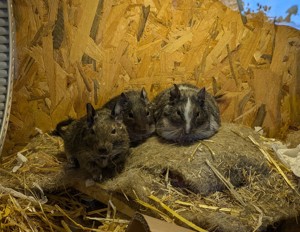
[105,142,113,151]
[184,123,191,134]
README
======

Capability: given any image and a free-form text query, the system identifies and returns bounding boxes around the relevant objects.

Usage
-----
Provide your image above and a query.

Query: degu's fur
[153,83,221,143]
[54,103,130,181]
[103,88,155,145]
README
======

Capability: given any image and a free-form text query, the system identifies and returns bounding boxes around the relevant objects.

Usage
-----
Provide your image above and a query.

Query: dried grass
[100,123,300,232]
[1,134,128,232]
[1,123,299,232]
[0,188,128,232]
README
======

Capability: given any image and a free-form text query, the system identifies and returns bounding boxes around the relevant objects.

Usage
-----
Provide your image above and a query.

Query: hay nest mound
[1,133,66,192]
[100,123,300,232]
[1,123,300,232]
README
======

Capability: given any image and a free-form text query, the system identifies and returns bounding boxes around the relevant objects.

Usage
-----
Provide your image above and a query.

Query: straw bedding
[1,123,299,232]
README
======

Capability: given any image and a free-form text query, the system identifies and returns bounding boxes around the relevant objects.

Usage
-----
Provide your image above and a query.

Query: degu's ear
[111,93,128,117]
[140,87,148,103]
[170,84,181,101]
[86,103,96,128]
[197,87,206,106]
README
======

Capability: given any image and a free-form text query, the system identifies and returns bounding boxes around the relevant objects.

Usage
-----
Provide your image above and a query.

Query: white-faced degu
[103,88,155,145]
[153,83,221,143]
[54,103,130,181]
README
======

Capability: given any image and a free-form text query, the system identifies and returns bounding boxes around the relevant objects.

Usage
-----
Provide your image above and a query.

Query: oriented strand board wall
[3,0,300,154]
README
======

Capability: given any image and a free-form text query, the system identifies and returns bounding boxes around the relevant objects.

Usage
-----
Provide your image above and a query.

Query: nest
[1,133,66,192]
[1,123,300,232]
[1,134,129,231]
[0,187,129,232]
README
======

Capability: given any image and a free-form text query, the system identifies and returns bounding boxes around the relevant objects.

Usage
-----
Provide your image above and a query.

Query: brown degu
[153,83,221,143]
[54,103,130,181]
[102,88,155,145]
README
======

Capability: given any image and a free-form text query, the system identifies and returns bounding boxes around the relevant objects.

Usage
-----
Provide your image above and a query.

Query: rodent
[102,88,155,145]
[54,103,130,181]
[153,83,221,143]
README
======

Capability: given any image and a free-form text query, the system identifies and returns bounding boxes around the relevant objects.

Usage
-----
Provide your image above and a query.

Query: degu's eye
[176,110,181,116]
[196,112,200,117]
[111,127,116,135]
[146,110,150,116]
[128,111,134,118]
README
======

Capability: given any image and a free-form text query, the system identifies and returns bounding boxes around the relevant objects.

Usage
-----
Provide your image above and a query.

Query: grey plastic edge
[0,0,14,156]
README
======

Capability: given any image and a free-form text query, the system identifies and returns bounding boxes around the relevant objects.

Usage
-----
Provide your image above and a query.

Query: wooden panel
[3,0,300,155]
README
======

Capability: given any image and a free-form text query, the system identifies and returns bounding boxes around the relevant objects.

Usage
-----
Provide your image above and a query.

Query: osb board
[3,0,300,155]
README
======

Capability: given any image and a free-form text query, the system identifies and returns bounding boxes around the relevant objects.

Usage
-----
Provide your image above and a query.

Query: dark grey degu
[153,84,221,143]
[103,88,155,145]
[54,103,130,181]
